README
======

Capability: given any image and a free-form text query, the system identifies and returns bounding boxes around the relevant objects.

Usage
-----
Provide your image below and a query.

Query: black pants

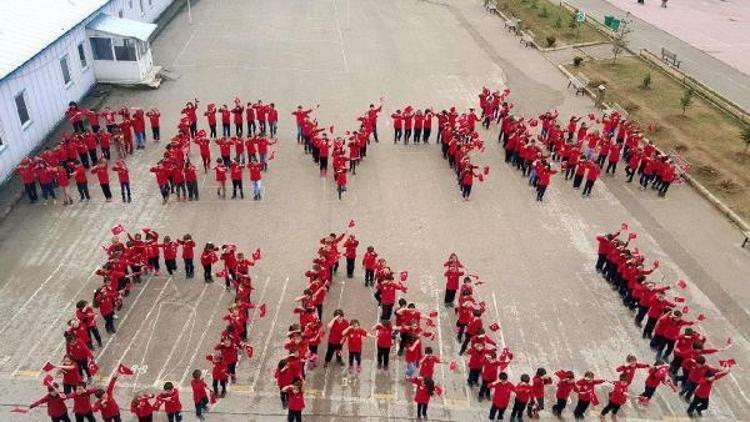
[103,313,116,333]
[364,269,374,286]
[600,401,621,415]
[88,149,98,164]
[103,415,122,422]
[235,123,243,136]
[642,316,658,338]
[152,126,160,141]
[413,128,422,143]
[528,397,545,416]
[24,183,38,202]
[572,173,584,188]
[75,412,96,422]
[212,378,227,396]
[552,398,567,415]
[119,182,131,201]
[582,180,595,196]
[606,161,617,174]
[165,259,177,275]
[52,415,73,422]
[346,258,355,278]
[381,304,393,320]
[416,403,428,419]
[536,185,547,201]
[184,259,194,278]
[573,399,590,419]
[404,128,412,143]
[348,351,362,367]
[511,399,528,419]
[232,180,243,198]
[659,181,671,196]
[195,397,209,417]
[77,182,91,200]
[222,123,230,137]
[641,385,656,399]
[148,257,160,273]
[687,397,709,414]
[423,127,431,142]
[73,121,85,133]
[209,124,217,138]
[287,410,302,422]
[203,264,212,282]
[100,183,112,199]
[467,368,481,386]
[88,326,102,347]
[377,346,390,368]
[478,380,492,400]
[319,156,328,172]
[489,405,506,420]
[444,289,456,305]
[167,412,182,422]
[324,343,343,363]
[394,128,402,143]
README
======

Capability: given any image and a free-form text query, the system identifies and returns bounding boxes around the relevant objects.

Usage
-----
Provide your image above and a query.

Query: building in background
[0,0,174,184]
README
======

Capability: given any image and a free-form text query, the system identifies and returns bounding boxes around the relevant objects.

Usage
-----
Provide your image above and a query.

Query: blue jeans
[135,131,145,148]
[405,362,417,377]
[252,180,262,198]
[41,183,56,200]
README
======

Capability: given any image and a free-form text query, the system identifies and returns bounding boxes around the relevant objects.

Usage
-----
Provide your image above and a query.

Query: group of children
[23,225,266,421]
[595,225,735,417]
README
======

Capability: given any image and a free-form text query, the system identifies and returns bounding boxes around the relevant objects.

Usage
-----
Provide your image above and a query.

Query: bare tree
[611,13,633,64]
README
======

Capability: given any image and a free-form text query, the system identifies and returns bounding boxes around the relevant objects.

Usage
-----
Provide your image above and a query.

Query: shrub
[546,36,557,47]
[554,15,563,28]
[573,56,584,66]
[641,72,652,89]
[539,6,549,17]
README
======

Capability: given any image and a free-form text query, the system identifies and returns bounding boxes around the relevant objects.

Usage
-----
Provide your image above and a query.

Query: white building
[0,0,174,184]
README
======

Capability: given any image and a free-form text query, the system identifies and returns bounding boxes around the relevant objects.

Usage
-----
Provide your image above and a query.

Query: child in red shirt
[190,370,210,419]
[341,319,370,372]
[410,376,437,420]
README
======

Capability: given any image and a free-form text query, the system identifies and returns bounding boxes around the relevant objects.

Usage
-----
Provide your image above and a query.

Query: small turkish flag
[682,306,690,314]
[117,364,134,376]
[483,166,490,175]
[434,385,443,396]
[449,361,457,372]
[42,375,54,387]
[9,408,28,413]
[503,88,511,95]
[399,271,408,282]
[111,224,124,235]
[529,119,538,127]
[252,248,262,261]
[677,280,687,289]
[348,219,356,228]
[244,345,254,359]
[269,151,276,161]
[588,113,596,120]
[478,301,486,309]
[209,389,218,404]
[142,227,151,233]
[674,296,686,303]
[330,125,335,133]
[259,304,267,318]
[489,322,501,332]
[428,311,438,318]
[629,233,637,240]
[696,314,706,321]
[426,319,435,327]
[88,361,99,376]
[478,174,485,182]
[719,358,737,368]
[216,270,227,278]
[621,223,629,230]
[42,361,55,372]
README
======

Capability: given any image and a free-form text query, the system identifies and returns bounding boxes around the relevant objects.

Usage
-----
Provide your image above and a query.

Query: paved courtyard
[0,0,749,420]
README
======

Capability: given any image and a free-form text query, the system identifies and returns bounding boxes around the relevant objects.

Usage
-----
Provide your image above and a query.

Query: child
[528,367,552,418]
[146,107,161,141]
[324,310,349,367]
[341,319,369,373]
[466,342,486,387]
[281,378,305,422]
[178,234,196,279]
[112,159,131,203]
[510,374,532,420]
[687,368,730,417]
[343,235,359,279]
[214,158,227,198]
[130,392,155,422]
[29,383,70,422]
[600,373,629,419]
[90,159,112,202]
[158,382,182,422]
[275,359,294,408]
[200,243,219,283]
[335,167,347,200]
[373,320,393,370]
[443,263,464,307]
[362,246,378,287]
[404,333,423,378]
[190,370,210,420]
[92,374,121,422]
[160,236,179,276]
[552,370,576,417]
[207,353,228,398]
[573,371,605,419]
[185,161,199,201]
[488,372,513,420]
[55,165,73,205]
[410,376,436,420]
[419,347,442,379]
[71,382,98,422]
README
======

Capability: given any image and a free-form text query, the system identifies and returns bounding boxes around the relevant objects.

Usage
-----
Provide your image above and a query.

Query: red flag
[348,219,356,228]
[111,224,124,235]
[628,233,637,240]
[209,389,217,404]
[449,361,457,372]
[428,311,438,318]
[269,151,276,161]
[426,319,435,327]
[117,364,134,376]
[434,385,443,396]
[682,306,690,314]
[88,361,99,377]
[489,322,501,332]
[478,174,485,182]
[216,270,227,278]
[621,223,629,231]
[259,303,267,318]
[478,301,486,309]
[399,271,408,282]
[674,296,686,303]
[529,119,538,127]
[9,408,28,413]
[483,166,490,175]
[41,361,55,372]
[330,125,335,133]
[677,280,687,289]
[244,344,254,359]
[42,374,54,387]
[252,248,262,261]
[696,314,706,321]
[588,113,596,121]
[719,358,737,368]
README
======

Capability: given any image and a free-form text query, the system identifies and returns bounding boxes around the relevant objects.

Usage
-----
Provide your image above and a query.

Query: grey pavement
[1,0,749,421]
[560,0,750,111]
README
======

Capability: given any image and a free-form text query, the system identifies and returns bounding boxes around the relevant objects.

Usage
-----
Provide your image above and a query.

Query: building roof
[87,13,156,42]
[0,0,109,81]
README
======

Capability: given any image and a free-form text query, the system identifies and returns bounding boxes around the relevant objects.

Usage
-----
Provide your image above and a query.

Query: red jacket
[31,394,68,417]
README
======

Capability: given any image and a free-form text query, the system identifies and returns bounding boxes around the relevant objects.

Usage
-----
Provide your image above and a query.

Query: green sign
[576,11,586,22]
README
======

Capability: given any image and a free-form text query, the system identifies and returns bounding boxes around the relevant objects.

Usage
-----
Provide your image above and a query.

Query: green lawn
[495,0,606,47]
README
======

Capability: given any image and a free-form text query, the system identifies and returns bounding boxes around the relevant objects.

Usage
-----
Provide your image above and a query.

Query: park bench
[567,72,590,95]
[484,0,498,14]
[520,30,535,47]
[743,231,750,248]
[504,17,521,34]
[661,47,681,68]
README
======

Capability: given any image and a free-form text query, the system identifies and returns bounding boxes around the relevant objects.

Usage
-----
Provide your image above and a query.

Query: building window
[15,91,31,127]
[128,0,133,9]
[60,55,72,86]
[118,9,124,17]
[78,43,88,69]
[114,39,137,61]
[90,37,114,60]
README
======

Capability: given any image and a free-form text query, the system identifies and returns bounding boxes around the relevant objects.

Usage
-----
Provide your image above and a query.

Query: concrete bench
[743,231,750,248]
[520,30,535,47]
[567,72,590,95]
[485,0,498,14]
[661,47,681,68]
[504,18,521,34]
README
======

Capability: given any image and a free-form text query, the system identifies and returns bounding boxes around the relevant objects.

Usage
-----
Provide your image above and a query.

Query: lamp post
[187,0,193,24]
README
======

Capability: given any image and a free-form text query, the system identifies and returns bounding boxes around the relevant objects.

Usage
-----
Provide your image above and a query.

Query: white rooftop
[87,13,157,42]
[0,0,109,81]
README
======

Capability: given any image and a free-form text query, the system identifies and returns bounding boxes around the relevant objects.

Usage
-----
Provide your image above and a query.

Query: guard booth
[86,13,159,85]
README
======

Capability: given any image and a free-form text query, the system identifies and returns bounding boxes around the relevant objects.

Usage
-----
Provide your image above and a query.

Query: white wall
[0,26,96,182]
[0,0,174,184]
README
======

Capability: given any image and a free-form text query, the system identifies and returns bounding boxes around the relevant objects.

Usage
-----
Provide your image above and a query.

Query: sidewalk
[562,0,750,111]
